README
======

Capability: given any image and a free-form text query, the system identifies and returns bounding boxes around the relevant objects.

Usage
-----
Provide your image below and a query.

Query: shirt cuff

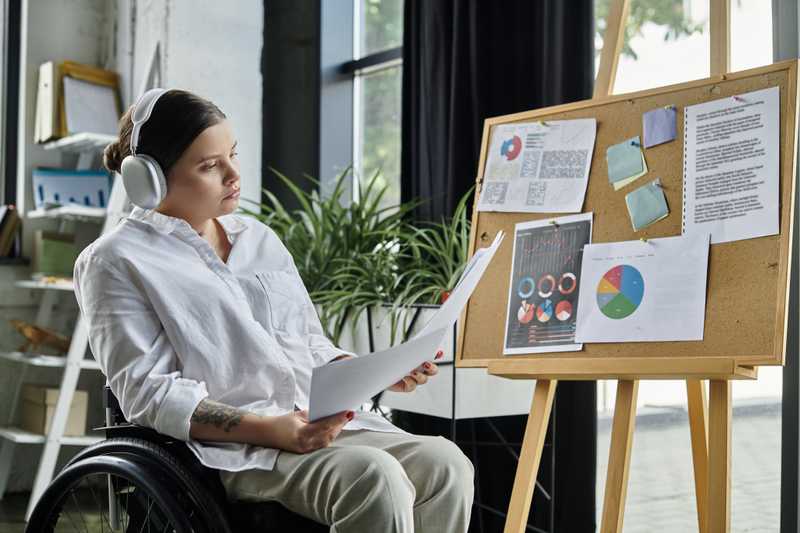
[153,378,209,441]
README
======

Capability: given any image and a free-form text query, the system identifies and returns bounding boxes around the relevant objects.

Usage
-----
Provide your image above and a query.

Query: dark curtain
[400,1,597,531]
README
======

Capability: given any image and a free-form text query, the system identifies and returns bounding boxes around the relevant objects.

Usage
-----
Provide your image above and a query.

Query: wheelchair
[25,386,329,532]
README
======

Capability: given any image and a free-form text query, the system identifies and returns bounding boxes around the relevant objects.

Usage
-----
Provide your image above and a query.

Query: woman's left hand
[386,349,444,393]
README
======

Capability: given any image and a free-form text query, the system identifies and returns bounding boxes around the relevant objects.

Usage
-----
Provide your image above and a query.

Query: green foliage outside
[595,0,706,60]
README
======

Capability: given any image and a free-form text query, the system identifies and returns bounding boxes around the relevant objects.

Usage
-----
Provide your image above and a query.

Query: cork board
[457,60,799,369]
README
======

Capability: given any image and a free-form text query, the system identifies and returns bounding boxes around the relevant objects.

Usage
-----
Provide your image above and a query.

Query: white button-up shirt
[73,205,404,472]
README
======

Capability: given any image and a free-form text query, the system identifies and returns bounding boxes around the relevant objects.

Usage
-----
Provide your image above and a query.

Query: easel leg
[708,380,732,533]
[503,379,557,533]
[687,379,709,533]
[600,379,639,533]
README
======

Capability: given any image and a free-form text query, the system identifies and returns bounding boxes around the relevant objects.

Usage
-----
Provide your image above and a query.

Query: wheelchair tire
[63,437,233,533]
[26,454,194,533]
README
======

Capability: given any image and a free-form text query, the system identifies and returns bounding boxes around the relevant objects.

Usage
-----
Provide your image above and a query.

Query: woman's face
[159,119,241,220]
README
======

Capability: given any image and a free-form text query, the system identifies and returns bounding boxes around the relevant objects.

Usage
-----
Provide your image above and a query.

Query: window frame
[319,0,402,201]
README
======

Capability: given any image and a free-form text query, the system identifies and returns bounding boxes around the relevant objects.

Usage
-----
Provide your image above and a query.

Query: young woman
[73,88,474,532]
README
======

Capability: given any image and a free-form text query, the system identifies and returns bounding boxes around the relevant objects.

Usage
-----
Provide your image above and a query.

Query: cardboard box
[20,384,88,436]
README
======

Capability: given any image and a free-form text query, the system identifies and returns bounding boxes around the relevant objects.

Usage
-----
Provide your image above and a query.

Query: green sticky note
[612,151,648,191]
[607,136,644,185]
[625,178,669,231]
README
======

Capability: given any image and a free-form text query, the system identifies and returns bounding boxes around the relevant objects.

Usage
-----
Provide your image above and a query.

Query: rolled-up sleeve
[73,252,208,441]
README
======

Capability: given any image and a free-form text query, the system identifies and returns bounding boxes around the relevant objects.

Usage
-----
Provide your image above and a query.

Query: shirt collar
[127,205,248,237]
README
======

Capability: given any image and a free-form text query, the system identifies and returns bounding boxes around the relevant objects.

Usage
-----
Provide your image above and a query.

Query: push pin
[733,95,746,103]
[539,120,550,127]
[630,139,641,147]
[640,237,649,243]
[664,104,675,110]
[549,220,559,228]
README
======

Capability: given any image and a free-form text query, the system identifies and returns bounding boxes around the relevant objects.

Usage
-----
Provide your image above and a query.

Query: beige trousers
[219,429,475,533]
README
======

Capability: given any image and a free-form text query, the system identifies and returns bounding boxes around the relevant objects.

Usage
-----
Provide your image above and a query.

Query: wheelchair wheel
[26,454,193,533]
[63,438,232,533]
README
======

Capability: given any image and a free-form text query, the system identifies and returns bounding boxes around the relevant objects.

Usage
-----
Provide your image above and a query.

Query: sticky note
[612,152,648,191]
[643,106,677,148]
[625,178,669,231]
[607,136,645,187]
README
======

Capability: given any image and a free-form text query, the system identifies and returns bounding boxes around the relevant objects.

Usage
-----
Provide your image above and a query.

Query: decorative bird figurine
[8,319,71,354]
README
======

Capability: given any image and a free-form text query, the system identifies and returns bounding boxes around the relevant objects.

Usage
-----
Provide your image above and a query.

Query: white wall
[115,0,264,204]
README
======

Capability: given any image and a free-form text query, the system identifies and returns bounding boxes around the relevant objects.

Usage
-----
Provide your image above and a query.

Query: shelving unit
[0,132,131,521]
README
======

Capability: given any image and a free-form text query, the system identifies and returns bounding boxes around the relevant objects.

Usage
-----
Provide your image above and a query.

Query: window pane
[731,0,772,71]
[357,0,403,57]
[595,0,709,94]
[356,65,402,210]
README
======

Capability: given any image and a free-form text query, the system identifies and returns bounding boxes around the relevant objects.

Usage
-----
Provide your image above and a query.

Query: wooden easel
[481,1,762,532]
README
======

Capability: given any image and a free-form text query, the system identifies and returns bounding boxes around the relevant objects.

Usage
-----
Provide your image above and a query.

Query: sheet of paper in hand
[308,326,450,421]
[308,231,505,422]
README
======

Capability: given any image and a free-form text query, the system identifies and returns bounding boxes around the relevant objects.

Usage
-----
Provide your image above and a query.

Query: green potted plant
[238,167,473,354]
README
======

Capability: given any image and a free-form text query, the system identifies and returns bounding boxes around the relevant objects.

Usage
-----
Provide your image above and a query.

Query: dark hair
[103,89,227,176]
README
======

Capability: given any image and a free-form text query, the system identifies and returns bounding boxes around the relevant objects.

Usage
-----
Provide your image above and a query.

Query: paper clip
[539,120,550,127]
[733,95,746,103]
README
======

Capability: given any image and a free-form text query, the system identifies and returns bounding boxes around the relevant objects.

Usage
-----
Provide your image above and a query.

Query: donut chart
[501,135,522,161]
[596,265,644,320]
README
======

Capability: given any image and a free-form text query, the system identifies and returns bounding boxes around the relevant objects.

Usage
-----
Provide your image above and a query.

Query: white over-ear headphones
[120,88,169,209]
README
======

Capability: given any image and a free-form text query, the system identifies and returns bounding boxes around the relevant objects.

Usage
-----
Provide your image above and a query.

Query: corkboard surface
[458,60,799,369]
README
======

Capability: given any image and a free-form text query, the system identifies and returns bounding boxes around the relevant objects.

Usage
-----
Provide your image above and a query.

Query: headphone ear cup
[120,154,168,209]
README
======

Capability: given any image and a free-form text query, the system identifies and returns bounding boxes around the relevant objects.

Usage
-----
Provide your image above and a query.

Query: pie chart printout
[596,265,644,320]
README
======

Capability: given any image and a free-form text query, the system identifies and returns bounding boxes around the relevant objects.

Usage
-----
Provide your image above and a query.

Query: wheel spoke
[69,481,90,533]
[86,473,114,532]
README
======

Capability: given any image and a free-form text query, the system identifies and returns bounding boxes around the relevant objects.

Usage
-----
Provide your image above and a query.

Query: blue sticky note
[625,178,669,231]
[606,136,644,184]
[642,106,677,148]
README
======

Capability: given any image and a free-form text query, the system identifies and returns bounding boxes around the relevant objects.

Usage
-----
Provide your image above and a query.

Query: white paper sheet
[309,326,450,421]
[574,233,709,343]
[682,86,779,244]
[478,118,597,213]
[63,77,119,136]
[308,232,505,421]
[503,213,593,354]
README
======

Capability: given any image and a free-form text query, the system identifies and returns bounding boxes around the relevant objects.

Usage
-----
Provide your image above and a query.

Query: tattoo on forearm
[191,400,244,432]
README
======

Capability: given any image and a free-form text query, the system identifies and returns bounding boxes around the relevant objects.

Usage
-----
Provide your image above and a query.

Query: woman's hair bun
[103,140,126,174]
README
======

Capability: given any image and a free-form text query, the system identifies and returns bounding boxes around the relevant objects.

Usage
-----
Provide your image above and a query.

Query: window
[349,0,403,209]
[594,1,778,530]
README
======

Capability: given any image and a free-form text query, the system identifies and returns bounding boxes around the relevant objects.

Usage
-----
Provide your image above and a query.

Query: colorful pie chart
[596,265,644,320]
[536,299,554,322]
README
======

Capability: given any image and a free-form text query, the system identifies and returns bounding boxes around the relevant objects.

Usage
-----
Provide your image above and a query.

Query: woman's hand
[262,409,353,454]
[386,349,443,393]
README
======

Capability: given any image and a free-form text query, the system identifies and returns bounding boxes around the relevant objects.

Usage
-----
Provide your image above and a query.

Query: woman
[73,88,474,533]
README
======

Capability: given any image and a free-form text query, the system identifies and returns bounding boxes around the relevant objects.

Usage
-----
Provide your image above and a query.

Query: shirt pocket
[255,270,310,336]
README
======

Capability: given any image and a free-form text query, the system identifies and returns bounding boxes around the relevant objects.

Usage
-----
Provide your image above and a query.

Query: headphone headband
[129,88,167,154]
